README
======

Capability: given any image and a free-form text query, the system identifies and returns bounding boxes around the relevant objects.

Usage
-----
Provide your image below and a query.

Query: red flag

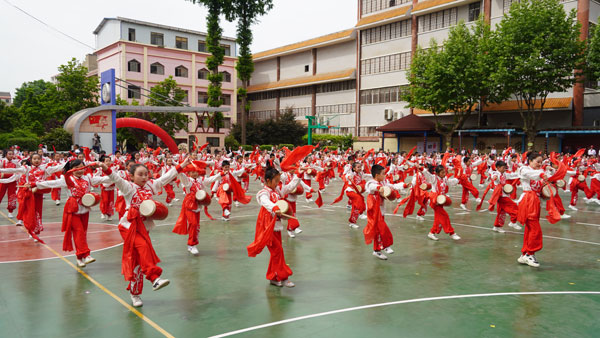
[280,145,315,172]
[88,116,101,125]
[315,190,323,208]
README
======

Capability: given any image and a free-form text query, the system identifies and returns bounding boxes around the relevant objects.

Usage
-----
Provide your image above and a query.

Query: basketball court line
[0,210,176,338]
[0,229,115,243]
[209,291,600,337]
[576,222,600,227]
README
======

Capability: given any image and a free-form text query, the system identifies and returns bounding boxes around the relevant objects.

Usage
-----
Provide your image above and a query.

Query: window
[221,94,231,105]
[223,117,231,129]
[361,19,411,45]
[127,85,141,99]
[150,62,164,75]
[360,51,411,75]
[128,59,141,72]
[128,28,136,42]
[175,66,188,78]
[304,65,310,72]
[198,68,209,80]
[417,8,457,33]
[182,90,189,103]
[176,36,188,49]
[360,85,408,105]
[469,2,481,21]
[198,40,207,52]
[198,91,209,104]
[361,0,410,15]
[222,45,231,56]
[150,32,164,46]
[207,137,220,147]
[221,71,231,82]
[503,0,517,13]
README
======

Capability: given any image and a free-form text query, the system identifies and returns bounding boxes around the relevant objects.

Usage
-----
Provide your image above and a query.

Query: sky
[0,0,358,97]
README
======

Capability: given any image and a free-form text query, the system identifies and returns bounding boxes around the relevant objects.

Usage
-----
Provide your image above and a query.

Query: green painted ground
[1,178,599,338]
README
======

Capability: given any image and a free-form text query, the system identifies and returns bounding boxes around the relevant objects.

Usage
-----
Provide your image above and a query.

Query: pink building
[93,17,238,148]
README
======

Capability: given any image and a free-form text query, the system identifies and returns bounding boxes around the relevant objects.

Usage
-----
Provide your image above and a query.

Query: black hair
[125,159,136,167]
[352,161,361,171]
[21,159,31,166]
[434,165,445,175]
[371,164,385,176]
[489,154,496,160]
[99,155,109,163]
[64,159,84,173]
[264,160,280,182]
[348,155,355,162]
[527,152,542,163]
[222,160,230,167]
[31,153,42,160]
[129,163,147,176]
[115,150,121,155]
[463,156,470,164]
[496,160,507,168]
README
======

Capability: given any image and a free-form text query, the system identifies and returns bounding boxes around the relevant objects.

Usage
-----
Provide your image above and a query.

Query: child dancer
[280,167,309,238]
[99,157,191,307]
[488,161,520,233]
[161,158,178,206]
[345,162,367,229]
[172,162,220,254]
[214,160,250,221]
[99,155,116,221]
[423,165,462,241]
[247,162,300,287]
[31,160,111,267]
[0,150,18,217]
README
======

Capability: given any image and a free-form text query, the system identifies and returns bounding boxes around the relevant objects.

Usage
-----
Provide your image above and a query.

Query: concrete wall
[251,58,278,85]
[361,71,408,89]
[96,20,120,50]
[317,41,357,73]
[279,51,313,80]
[362,36,411,59]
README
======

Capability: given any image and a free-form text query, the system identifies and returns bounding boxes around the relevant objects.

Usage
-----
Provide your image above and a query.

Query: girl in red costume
[99,157,191,307]
[423,165,462,241]
[0,150,19,218]
[247,162,300,287]
[31,159,111,267]
[213,160,250,221]
[98,155,117,221]
[345,162,367,229]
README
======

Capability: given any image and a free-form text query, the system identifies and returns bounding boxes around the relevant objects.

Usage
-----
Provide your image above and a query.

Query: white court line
[0,242,124,264]
[0,229,116,243]
[576,222,600,227]
[209,291,600,338]
[454,212,470,215]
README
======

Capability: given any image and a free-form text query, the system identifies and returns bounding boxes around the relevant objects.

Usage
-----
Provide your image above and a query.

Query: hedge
[278,143,294,149]
[259,145,274,151]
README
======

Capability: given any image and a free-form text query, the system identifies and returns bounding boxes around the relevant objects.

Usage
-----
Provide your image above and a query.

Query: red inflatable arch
[116,117,179,154]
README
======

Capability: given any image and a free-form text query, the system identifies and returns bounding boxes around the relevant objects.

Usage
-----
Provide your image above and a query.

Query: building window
[221,94,231,105]
[198,40,207,52]
[198,91,209,104]
[198,68,209,80]
[182,90,189,103]
[176,36,188,49]
[175,66,188,78]
[469,2,481,21]
[150,32,164,46]
[207,137,220,147]
[361,0,410,15]
[221,71,231,82]
[222,45,231,56]
[361,19,411,45]
[150,62,164,75]
[128,28,136,42]
[128,59,141,72]
[360,51,411,75]
[304,65,310,72]
[127,85,141,99]
[417,7,458,33]
[360,85,408,105]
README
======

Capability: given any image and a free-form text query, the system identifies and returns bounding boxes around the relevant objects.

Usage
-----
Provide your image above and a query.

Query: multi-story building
[93,17,238,148]
[0,91,11,104]
[249,0,600,152]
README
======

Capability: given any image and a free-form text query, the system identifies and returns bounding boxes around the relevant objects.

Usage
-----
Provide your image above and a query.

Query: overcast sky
[0,0,357,97]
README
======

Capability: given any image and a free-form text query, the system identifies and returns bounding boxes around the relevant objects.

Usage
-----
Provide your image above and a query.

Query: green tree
[224,0,274,145]
[586,22,600,83]
[146,76,191,137]
[55,58,99,115]
[405,20,502,148]
[495,0,584,150]
[231,112,306,145]
[40,128,73,151]
[0,101,23,133]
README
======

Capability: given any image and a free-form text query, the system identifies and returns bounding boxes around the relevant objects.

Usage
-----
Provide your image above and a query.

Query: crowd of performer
[1,143,599,307]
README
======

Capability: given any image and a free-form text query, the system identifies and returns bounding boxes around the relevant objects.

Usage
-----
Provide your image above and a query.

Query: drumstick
[279,213,298,220]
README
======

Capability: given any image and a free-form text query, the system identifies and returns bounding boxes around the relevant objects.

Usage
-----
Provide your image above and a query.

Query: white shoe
[346,204,352,209]
[372,251,388,260]
[7,212,14,218]
[584,197,592,204]
[294,228,303,234]
[76,259,86,267]
[173,198,180,202]
[16,220,23,226]
[29,235,38,243]
[221,217,230,222]
[564,190,570,193]
[384,247,394,254]
[450,233,461,240]
[416,215,425,221]
[508,222,521,230]
[460,204,468,211]
[83,256,96,264]
[152,278,170,291]
[100,214,106,220]
[107,215,113,221]
[568,205,578,211]
[282,279,295,288]
[349,223,359,229]
[428,232,439,241]
[306,198,313,203]
[55,200,61,205]
[492,226,505,233]
[525,254,540,267]
[287,230,296,238]
[234,201,240,207]
[130,294,143,307]
[359,214,367,220]
[224,209,231,217]
[188,245,199,255]
[517,255,528,264]
[476,198,482,204]
[561,214,571,219]
[166,203,173,207]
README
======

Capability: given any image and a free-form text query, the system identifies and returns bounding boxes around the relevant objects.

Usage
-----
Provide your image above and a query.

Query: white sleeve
[178,173,192,189]
[0,167,26,174]
[90,174,112,186]
[150,167,179,192]
[365,180,379,194]
[281,175,301,196]
[35,176,67,190]
[44,163,66,175]
[108,170,135,196]
[257,191,276,213]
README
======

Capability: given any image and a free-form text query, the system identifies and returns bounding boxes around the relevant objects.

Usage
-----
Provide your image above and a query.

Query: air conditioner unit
[393,112,400,120]
[384,109,393,121]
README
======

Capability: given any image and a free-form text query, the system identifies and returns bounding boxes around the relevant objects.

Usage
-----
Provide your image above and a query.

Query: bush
[0,129,40,151]
[278,143,294,149]
[259,145,273,151]
[231,112,307,146]
[326,146,338,151]
[225,134,240,149]
[241,144,254,151]
[302,134,353,149]
[40,128,72,151]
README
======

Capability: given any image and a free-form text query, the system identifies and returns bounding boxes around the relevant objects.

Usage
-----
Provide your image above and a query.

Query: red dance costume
[424,170,459,236]
[517,166,546,256]
[488,170,519,227]
[0,158,18,214]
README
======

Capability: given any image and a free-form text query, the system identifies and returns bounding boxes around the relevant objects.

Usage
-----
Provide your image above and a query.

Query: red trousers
[183,209,200,246]
[570,181,593,206]
[431,205,455,235]
[51,188,61,201]
[495,197,518,227]
[371,220,393,251]
[118,225,162,295]
[346,191,366,224]
[522,218,543,255]
[242,177,250,191]
[266,231,292,281]
[417,197,429,216]
[219,191,232,218]
[461,181,479,204]
[70,213,91,259]
[590,178,600,198]
[285,200,300,231]
[164,184,175,203]
[100,189,115,216]
[0,181,17,212]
